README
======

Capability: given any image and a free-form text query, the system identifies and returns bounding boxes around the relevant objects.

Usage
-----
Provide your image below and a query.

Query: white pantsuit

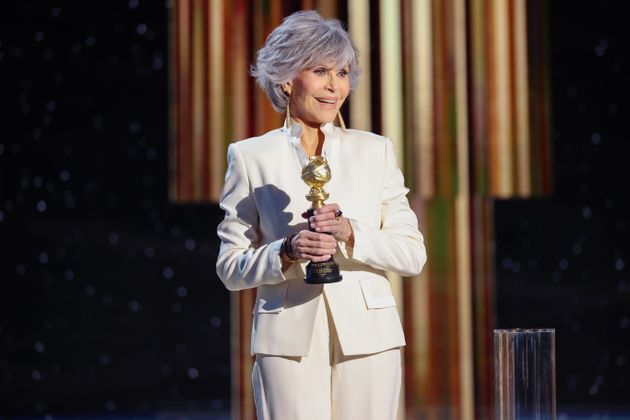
[216,122,426,419]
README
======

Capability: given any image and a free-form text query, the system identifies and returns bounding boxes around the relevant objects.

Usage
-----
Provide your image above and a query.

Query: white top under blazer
[216,122,427,356]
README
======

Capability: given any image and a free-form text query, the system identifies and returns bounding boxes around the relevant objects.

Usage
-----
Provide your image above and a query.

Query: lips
[316,98,337,107]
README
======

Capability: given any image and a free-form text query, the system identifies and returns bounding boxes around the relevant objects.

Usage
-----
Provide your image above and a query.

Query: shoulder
[339,128,392,153]
[230,128,287,156]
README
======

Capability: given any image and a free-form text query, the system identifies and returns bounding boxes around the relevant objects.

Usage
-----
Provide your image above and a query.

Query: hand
[305,203,354,244]
[290,230,338,262]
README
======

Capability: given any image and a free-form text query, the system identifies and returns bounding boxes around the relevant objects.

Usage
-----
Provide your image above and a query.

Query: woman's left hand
[305,203,354,245]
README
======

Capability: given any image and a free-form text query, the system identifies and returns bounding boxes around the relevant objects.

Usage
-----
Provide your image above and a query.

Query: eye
[337,69,349,77]
[313,67,327,75]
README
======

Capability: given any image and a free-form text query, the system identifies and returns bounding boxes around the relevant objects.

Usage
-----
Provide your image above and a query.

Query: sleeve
[339,138,427,277]
[215,143,287,291]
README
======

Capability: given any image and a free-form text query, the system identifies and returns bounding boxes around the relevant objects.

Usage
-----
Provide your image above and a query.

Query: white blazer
[216,122,426,356]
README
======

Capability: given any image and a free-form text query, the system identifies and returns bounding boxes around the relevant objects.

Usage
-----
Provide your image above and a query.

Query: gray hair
[251,10,361,113]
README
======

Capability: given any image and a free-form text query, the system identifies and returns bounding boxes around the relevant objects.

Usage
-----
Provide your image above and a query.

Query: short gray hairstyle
[251,10,361,113]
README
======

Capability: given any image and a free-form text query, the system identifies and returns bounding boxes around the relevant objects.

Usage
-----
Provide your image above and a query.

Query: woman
[216,10,426,420]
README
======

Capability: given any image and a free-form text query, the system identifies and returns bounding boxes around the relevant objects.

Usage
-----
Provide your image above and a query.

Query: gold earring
[285,94,291,130]
[336,110,346,130]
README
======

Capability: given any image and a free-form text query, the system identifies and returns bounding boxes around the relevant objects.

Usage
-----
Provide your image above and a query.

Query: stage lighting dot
[99,353,112,365]
[146,148,157,160]
[163,267,174,279]
[128,300,142,313]
[616,356,627,367]
[108,232,119,245]
[615,259,625,271]
[32,369,42,381]
[35,31,45,42]
[39,252,49,264]
[33,177,43,188]
[143,246,155,258]
[559,259,569,271]
[152,56,163,70]
[59,170,70,182]
[581,206,592,220]
[552,271,562,283]
[620,317,630,329]
[129,0,139,9]
[618,281,627,292]
[129,121,141,133]
[105,401,117,412]
[16,264,26,275]
[85,36,96,47]
[176,286,187,298]
[591,133,601,145]
[185,239,196,251]
[137,24,147,35]
[34,341,45,353]
[0,144,4,155]
[187,368,199,379]
[572,243,583,255]
[51,7,61,17]
[36,200,47,212]
[85,285,96,296]
[0,210,4,223]
[210,316,221,328]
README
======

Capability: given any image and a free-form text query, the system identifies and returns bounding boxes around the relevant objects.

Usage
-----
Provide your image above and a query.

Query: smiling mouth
[316,98,337,105]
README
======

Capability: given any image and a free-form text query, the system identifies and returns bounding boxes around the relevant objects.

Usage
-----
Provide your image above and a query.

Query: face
[284,63,350,127]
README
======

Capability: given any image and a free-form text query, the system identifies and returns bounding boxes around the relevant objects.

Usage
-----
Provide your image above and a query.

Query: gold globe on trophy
[301,156,342,284]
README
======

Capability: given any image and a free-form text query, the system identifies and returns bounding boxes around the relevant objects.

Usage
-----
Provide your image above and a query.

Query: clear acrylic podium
[494,329,557,420]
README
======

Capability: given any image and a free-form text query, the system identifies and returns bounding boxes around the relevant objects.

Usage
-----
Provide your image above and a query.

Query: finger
[308,254,333,263]
[295,236,336,254]
[312,203,340,216]
[311,218,345,233]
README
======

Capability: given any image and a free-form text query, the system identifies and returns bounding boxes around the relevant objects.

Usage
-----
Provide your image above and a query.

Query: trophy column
[301,156,342,284]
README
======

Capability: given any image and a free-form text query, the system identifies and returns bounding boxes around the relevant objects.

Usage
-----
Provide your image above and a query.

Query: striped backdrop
[169,0,552,418]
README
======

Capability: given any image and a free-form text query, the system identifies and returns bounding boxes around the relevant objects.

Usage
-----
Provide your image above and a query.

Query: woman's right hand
[290,230,337,262]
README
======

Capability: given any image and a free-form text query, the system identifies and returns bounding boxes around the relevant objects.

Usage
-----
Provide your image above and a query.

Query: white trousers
[252,294,402,420]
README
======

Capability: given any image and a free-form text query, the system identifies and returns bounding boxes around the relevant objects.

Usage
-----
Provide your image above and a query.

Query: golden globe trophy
[301,156,342,284]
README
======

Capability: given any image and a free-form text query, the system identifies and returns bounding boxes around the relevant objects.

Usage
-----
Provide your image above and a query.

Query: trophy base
[304,259,342,284]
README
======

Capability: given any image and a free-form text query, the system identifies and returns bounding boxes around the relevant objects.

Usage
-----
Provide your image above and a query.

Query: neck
[293,118,326,157]
[301,127,324,157]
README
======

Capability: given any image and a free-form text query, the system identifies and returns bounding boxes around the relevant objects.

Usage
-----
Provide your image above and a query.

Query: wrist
[279,234,299,264]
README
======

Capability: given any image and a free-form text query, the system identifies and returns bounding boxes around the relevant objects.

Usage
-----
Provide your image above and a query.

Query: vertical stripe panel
[348,0,371,131]
[379,0,404,347]
[168,1,178,201]
[514,0,531,196]
[176,0,191,199]
[413,0,434,198]
[453,0,474,417]
[209,0,225,200]
[191,0,204,199]
[492,0,513,196]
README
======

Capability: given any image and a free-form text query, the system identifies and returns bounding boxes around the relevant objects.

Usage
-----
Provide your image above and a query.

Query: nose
[325,72,337,91]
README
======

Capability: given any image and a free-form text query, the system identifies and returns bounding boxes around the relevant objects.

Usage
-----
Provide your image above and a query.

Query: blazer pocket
[359,277,397,309]
[254,283,288,314]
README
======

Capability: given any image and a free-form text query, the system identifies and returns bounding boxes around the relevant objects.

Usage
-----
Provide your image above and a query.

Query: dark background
[0,0,628,418]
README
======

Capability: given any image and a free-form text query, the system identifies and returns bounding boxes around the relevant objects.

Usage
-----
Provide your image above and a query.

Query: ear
[282,81,293,97]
